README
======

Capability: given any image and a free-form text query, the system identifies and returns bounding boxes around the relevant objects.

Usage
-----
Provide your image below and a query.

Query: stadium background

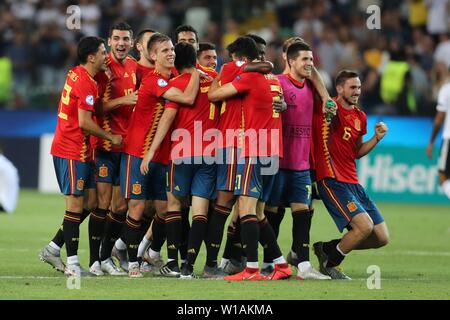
[0,0,449,300]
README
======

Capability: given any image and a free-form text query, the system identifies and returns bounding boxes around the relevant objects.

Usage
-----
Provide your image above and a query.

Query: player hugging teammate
[39,22,388,280]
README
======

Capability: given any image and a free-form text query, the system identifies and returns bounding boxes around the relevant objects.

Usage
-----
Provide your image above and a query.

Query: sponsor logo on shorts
[132,183,142,195]
[99,165,108,178]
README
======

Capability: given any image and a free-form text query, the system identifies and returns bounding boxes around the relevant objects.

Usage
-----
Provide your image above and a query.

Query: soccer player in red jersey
[173,24,219,266]
[120,33,199,277]
[312,70,389,279]
[208,36,291,281]
[41,37,122,276]
[135,28,157,88]
[197,42,218,70]
[87,22,138,276]
[108,28,158,274]
[141,42,220,278]
[207,37,278,276]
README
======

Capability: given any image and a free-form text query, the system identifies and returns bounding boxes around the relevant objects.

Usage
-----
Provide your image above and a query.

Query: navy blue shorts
[53,156,92,196]
[216,147,238,192]
[95,150,122,186]
[267,169,312,207]
[318,178,384,232]
[167,157,216,200]
[234,156,279,201]
[85,161,97,190]
[120,153,167,201]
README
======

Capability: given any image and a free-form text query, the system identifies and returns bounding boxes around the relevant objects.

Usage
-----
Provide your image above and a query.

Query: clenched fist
[375,122,388,141]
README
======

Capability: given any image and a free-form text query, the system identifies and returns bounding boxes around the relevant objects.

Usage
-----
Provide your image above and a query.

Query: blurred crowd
[0,0,449,116]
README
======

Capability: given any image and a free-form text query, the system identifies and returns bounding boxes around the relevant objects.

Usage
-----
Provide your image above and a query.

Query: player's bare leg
[354,222,389,250]
[314,213,375,280]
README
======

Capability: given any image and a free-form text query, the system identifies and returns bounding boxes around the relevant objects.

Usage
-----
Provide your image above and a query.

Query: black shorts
[438,138,450,176]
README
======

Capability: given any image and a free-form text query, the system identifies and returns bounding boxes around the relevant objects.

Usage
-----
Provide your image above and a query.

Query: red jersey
[312,97,367,184]
[51,66,98,162]
[231,72,283,158]
[136,63,180,88]
[95,53,137,152]
[218,61,247,148]
[123,69,172,163]
[166,71,219,159]
[136,63,154,89]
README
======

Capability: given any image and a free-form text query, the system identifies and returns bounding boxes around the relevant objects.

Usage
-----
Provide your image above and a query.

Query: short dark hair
[282,36,305,53]
[245,34,266,46]
[174,42,197,71]
[134,29,156,59]
[335,70,359,87]
[109,21,133,38]
[286,41,312,64]
[135,28,157,44]
[226,36,259,61]
[147,33,171,53]
[198,42,216,56]
[77,36,105,64]
[174,24,198,43]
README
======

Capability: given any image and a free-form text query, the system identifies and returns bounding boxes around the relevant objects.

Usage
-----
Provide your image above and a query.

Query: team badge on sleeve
[157,79,168,87]
[86,95,94,106]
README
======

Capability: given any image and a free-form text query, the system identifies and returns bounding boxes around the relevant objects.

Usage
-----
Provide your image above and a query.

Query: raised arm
[356,122,388,159]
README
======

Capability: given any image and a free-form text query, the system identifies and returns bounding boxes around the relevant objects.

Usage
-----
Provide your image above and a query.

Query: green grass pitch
[0,190,449,300]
